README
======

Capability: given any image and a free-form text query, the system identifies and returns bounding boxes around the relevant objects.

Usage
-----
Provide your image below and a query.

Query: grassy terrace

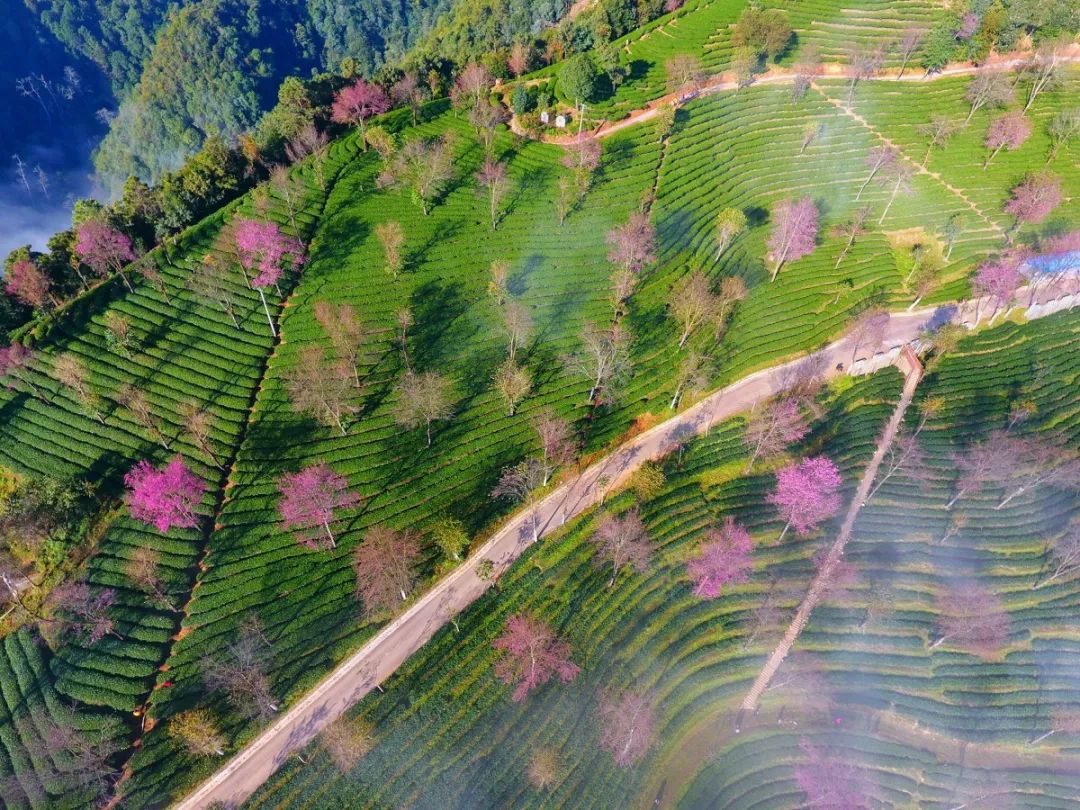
[244,308,1080,809]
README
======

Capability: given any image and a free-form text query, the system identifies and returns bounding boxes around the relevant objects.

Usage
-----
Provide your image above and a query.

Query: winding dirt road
[172,283,1077,809]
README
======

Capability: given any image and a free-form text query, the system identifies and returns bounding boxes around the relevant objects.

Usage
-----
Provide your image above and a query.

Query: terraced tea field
[244,308,1080,810]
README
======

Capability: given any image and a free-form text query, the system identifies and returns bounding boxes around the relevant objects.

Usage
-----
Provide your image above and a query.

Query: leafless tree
[1022,40,1066,112]
[670,350,708,410]
[896,28,923,78]
[848,307,890,364]
[394,370,454,446]
[492,458,547,542]
[566,322,632,404]
[590,509,652,587]
[53,354,104,423]
[48,581,117,643]
[500,298,533,361]
[832,206,872,269]
[669,271,717,348]
[126,547,177,611]
[493,360,531,416]
[931,581,1010,659]
[117,383,170,449]
[917,113,961,166]
[315,301,368,387]
[378,135,455,216]
[203,616,278,720]
[321,716,376,771]
[845,44,884,106]
[179,400,223,468]
[1034,524,1080,589]
[964,67,1013,124]
[791,46,822,102]
[286,123,329,189]
[188,254,240,329]
[285,345,357,435]
[532,410,577,485]
[743,396,808,471]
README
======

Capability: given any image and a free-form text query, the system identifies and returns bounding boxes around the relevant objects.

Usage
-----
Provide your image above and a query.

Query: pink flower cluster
[234,219,306,289]
[125,456,206,533]
[769,455,843,536]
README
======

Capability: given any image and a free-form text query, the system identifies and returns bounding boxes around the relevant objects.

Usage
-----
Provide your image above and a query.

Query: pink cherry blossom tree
[532,410,576,485]
[75,220,138,292]
[353,526,421,615]
[4,257,54,310]
[794,739,871,809]
[277,462,362,550]
[0,343,45,400]
[598,689,656,767]
[233,218,305,336]
[1004,172,1062,238]
[931,580,1010,659]
[687,517,753,598]
[590,508,652,587]
[972,253,1024,319]
[124,456,206,534]
[984,112,1032,169]
[769,455,843,542]
[331,79,391,149]
[766,197,818,281]
[492,613,579,702]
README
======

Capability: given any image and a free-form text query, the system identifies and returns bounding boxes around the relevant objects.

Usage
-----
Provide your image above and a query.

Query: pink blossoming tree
[984,111,1032,168]
[4,258,54,310]
[794,739,871,809]
[1004,172,1062,237]
[766,197,818,281]
[769,455,843,542]
[931,580,1011,659]
[972,254,1024,319]
[0,343,45,399]
[492,613,579,702]
[278,462,362,550]
[234,218,306,336]
[331,79,391,149]
[75,220,138,292]
[125,457,206,534]
[687,517,753,598]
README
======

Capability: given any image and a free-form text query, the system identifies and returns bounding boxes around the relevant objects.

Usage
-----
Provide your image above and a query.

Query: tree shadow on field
[314,213,371,272]
[505,165,554,221]
[409,279,472,370]
[86,450,133,499]
[508,253,545,297]
[602,138,636,174]
[657,206,696,258]
[406,220,463,273]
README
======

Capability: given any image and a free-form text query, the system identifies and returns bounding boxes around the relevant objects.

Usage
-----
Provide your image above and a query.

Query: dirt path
[737,346,924,725]
[172,282,1078,809]
[524,49,1080,145]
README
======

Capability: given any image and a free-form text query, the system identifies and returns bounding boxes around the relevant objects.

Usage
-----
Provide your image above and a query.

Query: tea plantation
[0,5,1077,807]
